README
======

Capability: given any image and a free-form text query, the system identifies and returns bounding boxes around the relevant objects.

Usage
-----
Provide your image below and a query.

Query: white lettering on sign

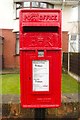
[32,60,49,91]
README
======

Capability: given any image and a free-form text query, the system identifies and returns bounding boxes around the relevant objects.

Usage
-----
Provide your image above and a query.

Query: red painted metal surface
[19,9,62,108]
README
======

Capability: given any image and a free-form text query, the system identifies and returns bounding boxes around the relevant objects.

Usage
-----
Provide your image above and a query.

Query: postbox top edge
[20,9,61,14]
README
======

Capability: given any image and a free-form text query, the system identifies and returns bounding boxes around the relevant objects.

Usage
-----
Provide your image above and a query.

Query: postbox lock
[29,76,31,80]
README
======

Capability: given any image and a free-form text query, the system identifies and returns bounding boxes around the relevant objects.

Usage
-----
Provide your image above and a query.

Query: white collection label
[32,60,49,91]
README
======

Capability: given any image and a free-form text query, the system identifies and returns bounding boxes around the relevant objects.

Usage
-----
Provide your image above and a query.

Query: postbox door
[20,50,61,107]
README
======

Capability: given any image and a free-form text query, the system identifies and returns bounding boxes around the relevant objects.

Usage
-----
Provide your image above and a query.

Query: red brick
[0,29,20,69]
[62,31,68,52]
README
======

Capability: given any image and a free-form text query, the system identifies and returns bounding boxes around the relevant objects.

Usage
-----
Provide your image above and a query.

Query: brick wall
[0,29,20,69]
[2,102,80,119]
[62,31,68,52]
[0,36,3,69]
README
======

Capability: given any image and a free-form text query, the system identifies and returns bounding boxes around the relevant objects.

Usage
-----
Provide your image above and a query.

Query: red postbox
[19,9,62,108]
